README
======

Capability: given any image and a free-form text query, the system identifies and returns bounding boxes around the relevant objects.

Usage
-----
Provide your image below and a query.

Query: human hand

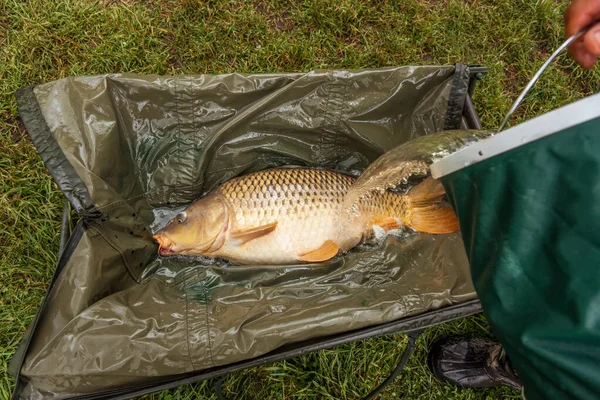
[565,0,600,68]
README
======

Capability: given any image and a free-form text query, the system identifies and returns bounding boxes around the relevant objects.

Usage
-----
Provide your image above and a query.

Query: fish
[152,167,459,265]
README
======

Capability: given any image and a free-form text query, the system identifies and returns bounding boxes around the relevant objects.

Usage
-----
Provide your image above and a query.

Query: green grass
[1,0,599,398]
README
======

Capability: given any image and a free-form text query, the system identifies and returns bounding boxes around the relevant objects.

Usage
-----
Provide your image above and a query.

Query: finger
[583,24,600,56]
[568,36,584,59]
[565,0,600,38]
[567,40,594,69]
[578,51,597,69]
[568,38,586,60]
[574,41,597,69]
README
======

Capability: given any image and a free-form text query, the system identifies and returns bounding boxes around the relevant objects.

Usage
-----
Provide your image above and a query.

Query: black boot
[426,335,522,390]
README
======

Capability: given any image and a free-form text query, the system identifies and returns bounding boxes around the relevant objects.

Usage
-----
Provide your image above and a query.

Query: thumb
[583,23,600,57]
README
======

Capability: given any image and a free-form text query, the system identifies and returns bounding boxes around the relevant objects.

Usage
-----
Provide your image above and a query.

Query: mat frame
[10,66,488,400]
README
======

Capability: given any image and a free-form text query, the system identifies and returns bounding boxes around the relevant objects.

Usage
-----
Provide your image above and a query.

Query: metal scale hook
[497,20,600,133]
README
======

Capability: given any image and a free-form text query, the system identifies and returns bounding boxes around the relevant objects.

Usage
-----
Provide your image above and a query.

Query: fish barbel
[153,167,458,265]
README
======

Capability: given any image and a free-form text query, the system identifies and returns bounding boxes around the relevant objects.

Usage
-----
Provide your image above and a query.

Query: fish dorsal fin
[298,240,339,263]
[229,222,278,245]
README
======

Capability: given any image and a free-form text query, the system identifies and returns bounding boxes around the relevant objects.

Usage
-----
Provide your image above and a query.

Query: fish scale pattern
[357,190,411,224]
[218,168,356,229]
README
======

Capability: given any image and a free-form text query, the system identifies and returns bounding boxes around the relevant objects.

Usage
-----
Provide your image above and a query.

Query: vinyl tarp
[14,65,480,399]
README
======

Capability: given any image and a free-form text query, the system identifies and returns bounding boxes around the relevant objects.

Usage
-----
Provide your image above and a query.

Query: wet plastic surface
[15,66,480,398]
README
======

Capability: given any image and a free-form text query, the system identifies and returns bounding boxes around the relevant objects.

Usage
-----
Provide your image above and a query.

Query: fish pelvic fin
[229,221,278,245]
[298,240,339,263]
[405,176,459,234]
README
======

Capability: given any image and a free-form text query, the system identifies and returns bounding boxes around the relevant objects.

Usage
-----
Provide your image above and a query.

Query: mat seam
[203,280,216,368]
[185,285,196,371]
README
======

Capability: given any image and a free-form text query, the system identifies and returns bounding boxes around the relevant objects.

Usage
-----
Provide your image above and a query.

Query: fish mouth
[153,234,174,256]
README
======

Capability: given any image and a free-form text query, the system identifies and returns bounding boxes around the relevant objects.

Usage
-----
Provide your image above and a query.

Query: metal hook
[497,20,600,133]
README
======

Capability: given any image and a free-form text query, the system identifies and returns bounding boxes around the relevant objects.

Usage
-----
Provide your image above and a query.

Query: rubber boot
[426,335,522,390]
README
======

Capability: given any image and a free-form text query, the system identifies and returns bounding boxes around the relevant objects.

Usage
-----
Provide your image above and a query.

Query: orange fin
[406,177,459,234]
[372,216,402,231]
[410,203,460,234]
[230,222,278,245]
[406,176,446,208]
[298,240,339,263]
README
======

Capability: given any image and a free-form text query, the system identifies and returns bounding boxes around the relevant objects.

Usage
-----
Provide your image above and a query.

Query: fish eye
[176,212,187,224]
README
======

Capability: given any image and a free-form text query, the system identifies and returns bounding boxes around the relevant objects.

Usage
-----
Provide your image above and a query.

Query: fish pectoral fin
[229,222,278,245]
[297,240,339,263]
[372,216,402,231]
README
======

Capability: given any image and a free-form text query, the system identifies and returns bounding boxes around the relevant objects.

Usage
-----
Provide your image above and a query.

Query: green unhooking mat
[12,65,482,399]
[431,92,600,400]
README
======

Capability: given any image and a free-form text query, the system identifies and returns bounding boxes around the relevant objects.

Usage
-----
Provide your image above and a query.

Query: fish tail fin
[405,176,459,234]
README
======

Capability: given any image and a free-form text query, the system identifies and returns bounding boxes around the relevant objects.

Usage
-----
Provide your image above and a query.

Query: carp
[153,167,458,265]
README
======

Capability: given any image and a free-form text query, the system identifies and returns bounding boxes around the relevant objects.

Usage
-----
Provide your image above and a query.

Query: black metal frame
[12,66,488,400]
